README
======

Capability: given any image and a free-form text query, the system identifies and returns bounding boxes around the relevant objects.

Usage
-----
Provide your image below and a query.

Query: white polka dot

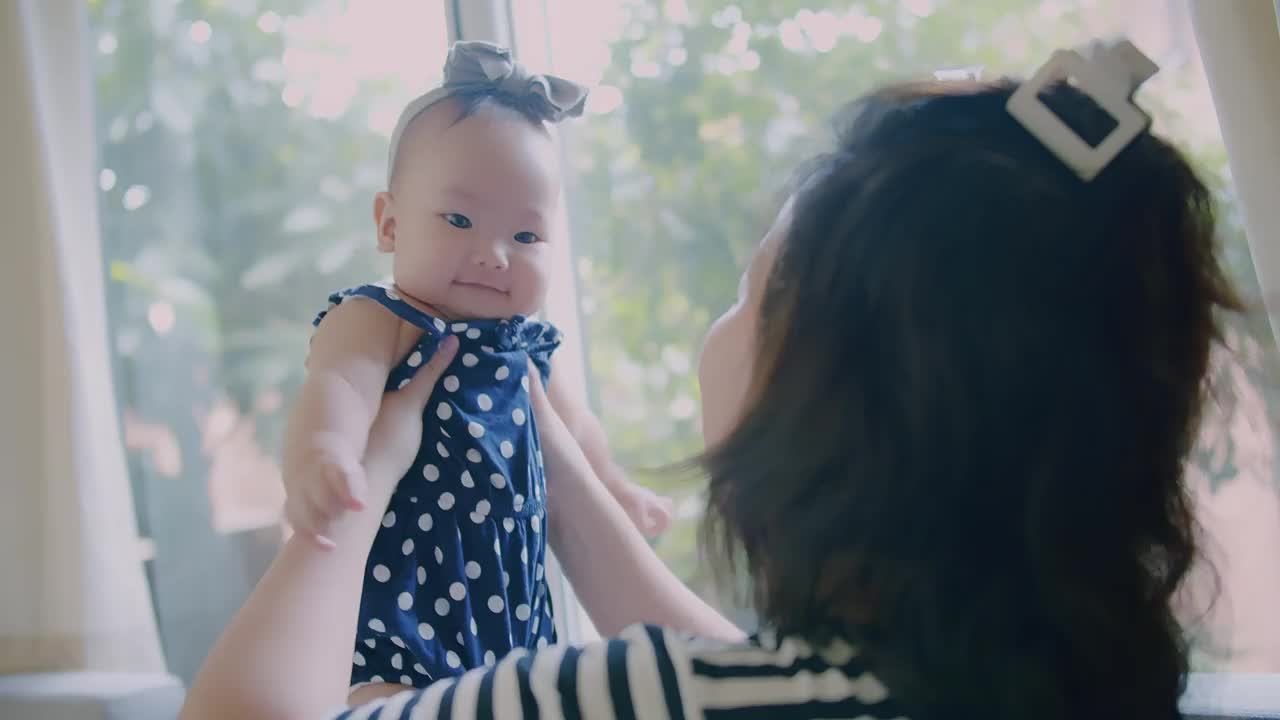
[484,650,496,666]
[515,604,532,621]
[462,353,479,367]
[418,566,427,585]
[438,492,455,510]
[494,537,502,554]
[437,403,452,420]
[436,441,450,458]
[461,471,475,488]
[419,513,433,532]
[398,378,411,389]
[500,441,515,458]
[423,464,440,482]
[365,638,376,649]
[402,538,415,555]
[401,675,413,685]
[434,318,447,332]
[411,497,418,503]
[446,650,461,668]
[476,499,491,516]
[537,637,548,649]
[512,408,526,425]
[476,394,493,412]
[435,547,444,564]
[503,571,510,588]
[373,564,391,582]
[531,515,541,533]
[353,651,366,667]
[521,547,529,564]
[521,375,530,392]
[391,635,406,648]
[451,322,469,332]
[535,563,544,581]
[382,511,396,528]
[418,623,435,641]
[496,365,511,381]
[513,494,525,512]
[391,653,403,670]
[449,582,466,601]
[407,351,423,367]
[443,375,460,392]
[470,617,478,635]
[470,512,485,524]
[467,449,482,463]
[398,592,413,610]
[490,473,507,489]
[465,561,482,579]
[488,596,505,613]
[414,663,429,674]
[368,618,386,633]
[456,632,465,646]
[435,598,449,615]
[466,328,482,340]
[503,518,515,533]
[370,675,385,683]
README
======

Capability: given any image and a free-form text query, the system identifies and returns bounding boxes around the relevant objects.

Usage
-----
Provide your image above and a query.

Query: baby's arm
[531,369,742,641]
[544,360,673,537]
[282,299,402,546]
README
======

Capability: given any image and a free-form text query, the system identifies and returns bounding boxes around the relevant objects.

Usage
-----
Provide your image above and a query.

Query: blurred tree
[88,0,1273,678]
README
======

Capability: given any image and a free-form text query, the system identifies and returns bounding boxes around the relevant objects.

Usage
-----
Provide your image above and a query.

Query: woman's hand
[363,335,459,499]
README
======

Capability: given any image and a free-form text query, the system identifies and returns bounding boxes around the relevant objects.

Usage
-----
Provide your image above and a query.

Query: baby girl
[281,42,673,697]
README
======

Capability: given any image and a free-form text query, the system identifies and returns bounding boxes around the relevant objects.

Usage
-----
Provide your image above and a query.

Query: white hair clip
[1006,38,1158,181]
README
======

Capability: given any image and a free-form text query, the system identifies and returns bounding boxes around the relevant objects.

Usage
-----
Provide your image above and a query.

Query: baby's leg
[348,682,411,706]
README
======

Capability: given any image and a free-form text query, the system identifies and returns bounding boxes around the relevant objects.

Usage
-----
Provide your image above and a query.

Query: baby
[281,42,673,696]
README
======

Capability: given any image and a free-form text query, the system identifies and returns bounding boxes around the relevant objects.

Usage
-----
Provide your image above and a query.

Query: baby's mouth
[453,281,510,296]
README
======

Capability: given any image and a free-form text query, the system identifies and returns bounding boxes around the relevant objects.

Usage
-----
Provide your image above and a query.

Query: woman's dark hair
[702,79,1241,720]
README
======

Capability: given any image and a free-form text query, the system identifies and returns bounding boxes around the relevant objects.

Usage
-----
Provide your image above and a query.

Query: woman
[181,64,1238,720]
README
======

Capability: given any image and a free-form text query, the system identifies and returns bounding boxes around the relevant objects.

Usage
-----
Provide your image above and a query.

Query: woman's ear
[373,192,396,253]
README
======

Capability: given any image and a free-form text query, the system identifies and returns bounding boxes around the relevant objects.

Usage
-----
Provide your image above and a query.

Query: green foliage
[89,0,1274,676]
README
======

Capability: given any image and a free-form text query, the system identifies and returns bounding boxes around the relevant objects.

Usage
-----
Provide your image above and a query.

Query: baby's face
[377,100,561,320]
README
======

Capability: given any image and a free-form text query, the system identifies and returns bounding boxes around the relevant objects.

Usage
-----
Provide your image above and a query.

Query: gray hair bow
[386,41,589,185]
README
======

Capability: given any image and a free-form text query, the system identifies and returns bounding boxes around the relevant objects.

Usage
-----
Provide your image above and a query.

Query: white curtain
[0,0,165,673]
[1190,0,1280,350]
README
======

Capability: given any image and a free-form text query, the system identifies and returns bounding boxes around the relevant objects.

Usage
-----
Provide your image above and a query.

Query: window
[89,0,1280,690]
[519,0,1280,672]
[87,0,448,681]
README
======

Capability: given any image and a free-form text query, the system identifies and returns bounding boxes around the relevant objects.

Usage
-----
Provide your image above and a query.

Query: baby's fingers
[285,495,336,550]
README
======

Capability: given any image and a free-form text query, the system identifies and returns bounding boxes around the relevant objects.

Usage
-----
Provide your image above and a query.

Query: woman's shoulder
[330,624,909,720]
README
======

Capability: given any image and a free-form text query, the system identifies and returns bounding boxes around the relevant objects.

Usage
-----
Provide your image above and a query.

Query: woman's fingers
[395,335,459,410]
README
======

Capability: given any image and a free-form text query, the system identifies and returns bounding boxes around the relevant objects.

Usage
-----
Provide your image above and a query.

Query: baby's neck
[392,283,526,323]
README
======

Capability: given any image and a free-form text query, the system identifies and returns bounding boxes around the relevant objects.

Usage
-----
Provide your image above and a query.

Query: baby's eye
[513,231,541,245]
[442,213,472,229]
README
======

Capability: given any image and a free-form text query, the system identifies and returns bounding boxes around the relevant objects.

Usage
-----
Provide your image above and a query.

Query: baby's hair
[702,78,1240,720]
[388,90,552,190]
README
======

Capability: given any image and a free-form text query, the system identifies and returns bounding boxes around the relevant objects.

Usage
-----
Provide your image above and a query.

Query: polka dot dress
[315,284,559,689]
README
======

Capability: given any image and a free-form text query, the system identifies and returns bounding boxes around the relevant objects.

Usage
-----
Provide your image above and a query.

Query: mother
[181,69,1237,720]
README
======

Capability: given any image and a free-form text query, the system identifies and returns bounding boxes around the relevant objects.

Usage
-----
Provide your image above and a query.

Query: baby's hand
[284,434,368,549]
[615,481,674,539]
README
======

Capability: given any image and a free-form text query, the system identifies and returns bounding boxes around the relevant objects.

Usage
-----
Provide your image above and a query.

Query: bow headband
[386,41,589,185]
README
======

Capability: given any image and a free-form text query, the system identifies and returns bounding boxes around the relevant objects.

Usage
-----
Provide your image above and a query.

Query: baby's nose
[473,242,509,270]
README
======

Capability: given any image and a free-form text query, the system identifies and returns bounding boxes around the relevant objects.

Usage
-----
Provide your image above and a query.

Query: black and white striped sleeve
[328,624,691,720]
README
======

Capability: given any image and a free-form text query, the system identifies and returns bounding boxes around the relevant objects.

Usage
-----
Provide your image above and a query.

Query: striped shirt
[330,623,911,720]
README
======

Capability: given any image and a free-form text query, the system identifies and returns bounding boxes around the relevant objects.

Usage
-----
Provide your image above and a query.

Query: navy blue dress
[314,283,560,689]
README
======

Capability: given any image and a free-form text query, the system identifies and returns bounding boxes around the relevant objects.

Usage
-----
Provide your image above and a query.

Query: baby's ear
[373,192,397,253]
